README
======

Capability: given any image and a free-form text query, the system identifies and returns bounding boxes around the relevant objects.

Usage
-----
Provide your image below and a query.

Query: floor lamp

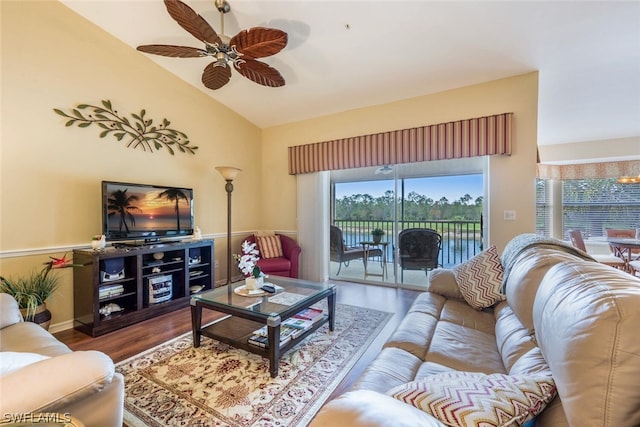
[215,166,241,297]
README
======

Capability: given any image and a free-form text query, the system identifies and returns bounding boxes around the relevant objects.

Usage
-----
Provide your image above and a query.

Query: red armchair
[244,234,301,278]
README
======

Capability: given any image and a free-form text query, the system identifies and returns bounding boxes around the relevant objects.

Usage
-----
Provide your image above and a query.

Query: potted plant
[0,254,77,330]
[371,228,385,243]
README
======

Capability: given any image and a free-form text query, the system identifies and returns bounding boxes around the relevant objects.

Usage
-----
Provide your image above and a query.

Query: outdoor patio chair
[398,228,442,282]
[330,225,382,275]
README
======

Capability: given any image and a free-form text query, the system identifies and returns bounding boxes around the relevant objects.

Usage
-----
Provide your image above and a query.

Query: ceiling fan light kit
[137,0,287,90]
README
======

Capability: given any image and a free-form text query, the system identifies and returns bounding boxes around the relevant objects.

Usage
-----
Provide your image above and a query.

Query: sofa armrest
[0,293,23,329]
[0,350,115,414]
[278,234,302,278]
[310,390,447,427]
[427,269,464,300]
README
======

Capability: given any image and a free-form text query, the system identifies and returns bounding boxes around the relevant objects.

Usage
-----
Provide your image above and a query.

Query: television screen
[102,181,194,243]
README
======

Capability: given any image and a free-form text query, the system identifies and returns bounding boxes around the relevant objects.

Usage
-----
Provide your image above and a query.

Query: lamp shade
[215,166,242,181]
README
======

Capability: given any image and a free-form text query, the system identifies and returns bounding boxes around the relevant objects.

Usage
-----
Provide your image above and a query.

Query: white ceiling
[60,0,640,147]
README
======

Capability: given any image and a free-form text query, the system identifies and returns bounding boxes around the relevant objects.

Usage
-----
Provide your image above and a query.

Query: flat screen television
[102,181,194,243]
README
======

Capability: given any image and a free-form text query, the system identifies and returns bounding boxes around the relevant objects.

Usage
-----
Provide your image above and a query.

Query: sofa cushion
[0,351,49,376]
[0,350,115,414]
[427,269,464,300]
[388,371,557,427]
[0,322,71,357]
[493,302,537,373]
[257,235,283,259]
[0,294,23,329]
[533,260,640,426]
[504,247,582,334]
[453,245,505,310]
[424,321,505,374]
[311,389,449,427]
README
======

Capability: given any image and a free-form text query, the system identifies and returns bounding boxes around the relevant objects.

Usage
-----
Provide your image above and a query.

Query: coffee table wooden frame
[190,277,335,377]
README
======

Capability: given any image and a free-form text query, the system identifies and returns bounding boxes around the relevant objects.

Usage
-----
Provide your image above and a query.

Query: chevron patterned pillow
[453,245,505,309]
[388,371,557,427]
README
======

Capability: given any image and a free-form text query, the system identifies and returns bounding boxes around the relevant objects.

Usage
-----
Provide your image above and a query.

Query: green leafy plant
[0,270,60,320]
[53,100,198,156]
[0,254,79,320]
[371,228,385,237]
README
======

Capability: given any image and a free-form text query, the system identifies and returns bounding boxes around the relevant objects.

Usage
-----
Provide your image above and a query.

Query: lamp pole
[215,166,241,297]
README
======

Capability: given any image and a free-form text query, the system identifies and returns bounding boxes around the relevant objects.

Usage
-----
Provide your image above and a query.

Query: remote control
[261,285,276,293]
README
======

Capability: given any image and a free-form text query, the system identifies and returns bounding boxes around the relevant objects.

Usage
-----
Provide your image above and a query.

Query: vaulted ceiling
[61,0,640,149]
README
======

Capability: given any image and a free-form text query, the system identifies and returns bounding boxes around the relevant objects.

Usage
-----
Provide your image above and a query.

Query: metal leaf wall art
[54,100,198,156]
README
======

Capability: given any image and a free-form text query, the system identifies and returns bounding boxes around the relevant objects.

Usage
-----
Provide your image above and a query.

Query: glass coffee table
[190,276,335,377]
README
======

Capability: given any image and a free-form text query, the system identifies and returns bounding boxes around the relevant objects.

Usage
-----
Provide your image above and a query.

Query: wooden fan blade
[234,58,285,87]
[137,44,205,58]
[164,0,221,45]
[230,27,287,59]
[202,62,232,90]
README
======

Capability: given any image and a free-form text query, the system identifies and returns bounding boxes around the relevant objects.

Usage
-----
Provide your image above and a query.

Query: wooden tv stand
[73,239,214,337]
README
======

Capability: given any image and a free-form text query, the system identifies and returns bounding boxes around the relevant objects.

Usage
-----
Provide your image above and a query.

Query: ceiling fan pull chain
[219,8,225,37]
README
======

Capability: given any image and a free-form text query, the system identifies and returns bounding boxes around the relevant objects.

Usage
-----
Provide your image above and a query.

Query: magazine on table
[248,307,326,348]
[292,307,324,323]
[248,325,299,348]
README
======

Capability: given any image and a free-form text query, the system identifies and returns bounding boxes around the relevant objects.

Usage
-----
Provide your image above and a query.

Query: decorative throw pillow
[388,371,557,427]
[257,235,284,259]
[0,351,50,376]
[453,245,505,309]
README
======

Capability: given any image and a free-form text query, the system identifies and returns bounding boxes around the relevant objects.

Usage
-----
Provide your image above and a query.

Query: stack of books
[248,324,301,348]
[292,307,324,323]
[248,307,326,348]
[98,284,124,300]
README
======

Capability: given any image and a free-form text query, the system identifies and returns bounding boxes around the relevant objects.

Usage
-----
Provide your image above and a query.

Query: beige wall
[0,1,263,327]
[261,72,540,251]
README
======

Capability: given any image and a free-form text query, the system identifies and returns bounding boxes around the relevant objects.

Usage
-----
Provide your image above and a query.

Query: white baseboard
[49,319,74,333]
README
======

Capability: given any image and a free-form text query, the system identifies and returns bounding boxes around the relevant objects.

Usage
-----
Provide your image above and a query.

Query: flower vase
[245,276,264,291]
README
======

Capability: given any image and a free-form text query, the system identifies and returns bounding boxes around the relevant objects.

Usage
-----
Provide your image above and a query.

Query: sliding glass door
[329,158,484,289]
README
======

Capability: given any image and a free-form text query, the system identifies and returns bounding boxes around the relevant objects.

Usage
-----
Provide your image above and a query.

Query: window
[536,178,640,239]
[536,179,551,236]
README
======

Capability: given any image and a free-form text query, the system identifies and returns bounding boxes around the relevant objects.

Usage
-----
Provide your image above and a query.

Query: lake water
[341,231,482,267]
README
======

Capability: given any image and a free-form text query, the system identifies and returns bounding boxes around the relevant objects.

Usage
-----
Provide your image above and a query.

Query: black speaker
[100,258,125,282]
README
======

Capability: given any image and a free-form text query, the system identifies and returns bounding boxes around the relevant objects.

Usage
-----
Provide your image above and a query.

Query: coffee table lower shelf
[194,314,330,377]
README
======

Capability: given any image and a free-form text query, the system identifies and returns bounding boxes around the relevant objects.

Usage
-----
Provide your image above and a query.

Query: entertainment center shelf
[73,239,214,337]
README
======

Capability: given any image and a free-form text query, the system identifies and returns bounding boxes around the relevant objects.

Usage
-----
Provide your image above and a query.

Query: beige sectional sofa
[0,293,124,427]
[312,234,640,426]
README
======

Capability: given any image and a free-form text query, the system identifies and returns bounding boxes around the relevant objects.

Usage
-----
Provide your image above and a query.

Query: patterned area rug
[117,303,392,427]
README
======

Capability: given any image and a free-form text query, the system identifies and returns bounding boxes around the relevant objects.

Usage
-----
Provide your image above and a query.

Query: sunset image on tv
[105,183,192,236]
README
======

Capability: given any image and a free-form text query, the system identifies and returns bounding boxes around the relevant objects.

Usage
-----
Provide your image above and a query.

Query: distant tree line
[335,190,483,221]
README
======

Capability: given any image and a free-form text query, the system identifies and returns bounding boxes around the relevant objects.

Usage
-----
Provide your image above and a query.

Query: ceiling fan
[137,0,287,90]
[375,165,394,175]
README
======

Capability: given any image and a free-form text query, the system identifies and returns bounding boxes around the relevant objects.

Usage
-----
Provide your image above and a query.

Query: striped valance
[537,160,640,180]
[288,113,513,175]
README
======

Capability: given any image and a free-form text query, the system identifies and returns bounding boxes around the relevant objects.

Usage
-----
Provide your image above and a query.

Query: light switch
[504,210,516,221]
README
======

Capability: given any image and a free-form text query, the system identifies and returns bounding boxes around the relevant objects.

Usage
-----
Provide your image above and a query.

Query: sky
[335,174,483,202]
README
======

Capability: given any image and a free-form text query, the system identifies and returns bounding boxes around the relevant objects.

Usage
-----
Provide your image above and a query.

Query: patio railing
[334,219,483,268]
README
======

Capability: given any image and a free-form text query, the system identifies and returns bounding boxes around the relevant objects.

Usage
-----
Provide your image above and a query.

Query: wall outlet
[214,259,220,269]
[503,210,516,221]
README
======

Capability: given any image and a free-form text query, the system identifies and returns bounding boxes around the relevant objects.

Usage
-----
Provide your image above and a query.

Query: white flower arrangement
[233,240,262,278]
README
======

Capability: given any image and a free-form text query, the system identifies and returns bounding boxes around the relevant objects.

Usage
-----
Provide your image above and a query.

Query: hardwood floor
[54,281,420,400]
